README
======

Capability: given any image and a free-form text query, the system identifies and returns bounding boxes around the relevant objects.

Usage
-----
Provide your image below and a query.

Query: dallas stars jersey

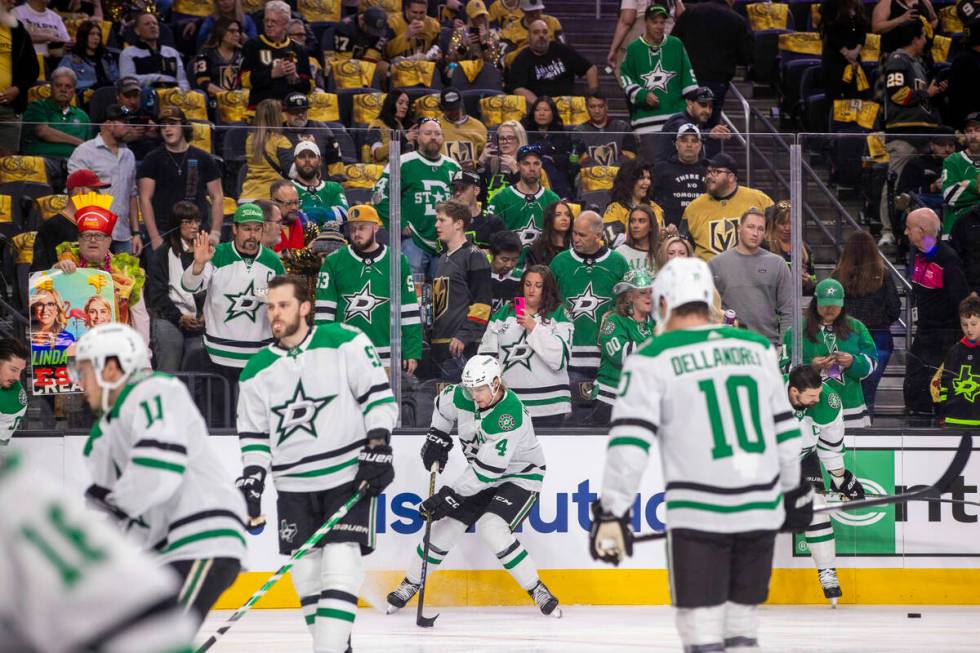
[373,151,461,255]
[314,244,423,363]
[0,452,196,653]
[181,242,285,368]
[938,338,980,428]
[680,185,774,261]
[0,381,26,445]
[83,372,247,565]
[430,385,546,496]
[237,324,397,494]
[487,185,562,250]
[478,302,573,417]
[293,179,349,226]
[601,325,802,533]
[620,34,698,134]
[941,150,980,232]
[550,247,629,374]
[792,380,845,471]
[594,312,653,406]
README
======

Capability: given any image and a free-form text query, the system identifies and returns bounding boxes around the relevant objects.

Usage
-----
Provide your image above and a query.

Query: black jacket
[8,20,40,113]
[950,208,980,294]
[146,241,202,326]
[910,242,970,331]
[671,0,753,83]
[30,214,76,272]
[842,273,903,332]
[939,339,980,427]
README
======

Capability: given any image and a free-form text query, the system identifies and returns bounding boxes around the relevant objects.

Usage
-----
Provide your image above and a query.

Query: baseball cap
[361,6,388,37]
[66,169,110,191]
[516,144,542,161]
[645,4,668,18]
[440,87,462,108]
[451,170,481,187]
[234,202,265,224]
[707,153,738,176]
[520,0,545,11]
[676,123,701,140]
[103,104,131,122]
[115,76,141,94]
[815,278,845,307]
[686,86,714,103]
[284,92,309,112]
[965,111,980,128]
[158,106,186,123]
[347,204,382,225]
[294,141,321,158]
[467,0,489,18]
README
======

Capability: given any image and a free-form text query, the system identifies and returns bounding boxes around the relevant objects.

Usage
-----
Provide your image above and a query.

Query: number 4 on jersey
[495,439,508,456]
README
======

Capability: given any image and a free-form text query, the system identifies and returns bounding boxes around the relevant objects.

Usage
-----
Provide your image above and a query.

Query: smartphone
[469,26,481,37]
[514,297,526,319]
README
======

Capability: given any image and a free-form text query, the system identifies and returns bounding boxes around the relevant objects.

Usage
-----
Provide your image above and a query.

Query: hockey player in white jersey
[787,365,865,606]
[589,257,813,653]
[70,323,247,627]
[236,275,397,653]
[0,338,28,444]
[386,355,561,617]
[0,449,197,653]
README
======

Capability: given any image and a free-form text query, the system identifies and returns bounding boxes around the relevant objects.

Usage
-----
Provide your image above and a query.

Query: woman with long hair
[780,278,878,428]
[832,230,901,417]
[603,159,665,247]
[522,96,574,198]
[58,20,118,93]
[242,99,293,201]
[819,0,869,100]
[591,268,655,425]
[30,286,76,352]
[195,0,257,48]
[480,119,552,202]
[765,200,816,295]
[525,200,572,267]
[193,17,243,96]
[366,90,416,163]
[655,235,726,323]
[615,204,660,272]
[479,265,573,428]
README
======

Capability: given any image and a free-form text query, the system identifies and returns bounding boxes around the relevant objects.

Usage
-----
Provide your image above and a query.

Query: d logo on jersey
[272,380,336,445]
[567,282,608,321]
[343,282,388,322]
[501,335,534,372]
[708,218,740,254]
[224,280,264,323]
[517,215,541,249]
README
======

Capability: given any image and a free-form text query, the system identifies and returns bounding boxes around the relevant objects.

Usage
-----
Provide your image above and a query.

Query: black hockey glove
[830,469,866,501]
[420,428,453,473]
[235,466,266,534]
[588,500,633,566]
[85,484,131,522]
[355,443,394,497]
[419,486,462,521]
[780,483,815,533]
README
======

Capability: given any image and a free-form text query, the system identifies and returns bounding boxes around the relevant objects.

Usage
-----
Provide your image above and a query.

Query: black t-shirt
[138,145,221,233]
[31,214,77,272]
[507,42,592,98]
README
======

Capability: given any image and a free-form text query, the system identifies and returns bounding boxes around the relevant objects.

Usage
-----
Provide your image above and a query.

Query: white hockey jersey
[237,324,398,494]
[478,303,573,417]
[601,325,802,533]
[83,372,248,565]
[0,451,196,653]
[181,242,286,368]
[431,385,546,496]
[794,381,845,472]
[0,381,27,445]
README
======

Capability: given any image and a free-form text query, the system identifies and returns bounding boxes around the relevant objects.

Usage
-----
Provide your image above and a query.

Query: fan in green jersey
[941,115,980,233]
[0,339,28,445]
[486,145,561,250]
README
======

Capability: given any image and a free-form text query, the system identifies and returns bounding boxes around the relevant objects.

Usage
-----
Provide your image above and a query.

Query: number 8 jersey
[600,325,802,533]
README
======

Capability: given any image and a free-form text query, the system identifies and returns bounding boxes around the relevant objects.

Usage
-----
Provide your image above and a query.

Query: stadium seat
[344,187,374,205]
[157,88,209,121]
[778,58,821,123]
[87,86,119,123]
[578,190,612,213]
[829,98,880,189]
[554,96,588,127]
[799,66,828,132]
[327,59,380,91]
[479,94,527,128]
[746,2,793,31]
[214,90,251,125]
[325,121,358,163]
[307,90,341,123]
[340,163,383,189]
[390,60,442,90]
[411,92,442,118]
[0,157,49,186]
[337,88,381,127]
[62,18,113,45]
[27,84,77,106]
[449,61,503,91]
[221,126,250,163]
[0,182,55,236]
[297,0,341,23]
[579,166,619,193]
[939,6,964,35]
[748,29,790,86]
[461,88,502,121]
[188,121,215,154]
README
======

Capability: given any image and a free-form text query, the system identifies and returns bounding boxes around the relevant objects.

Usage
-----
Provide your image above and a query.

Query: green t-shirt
[22,99,91,158]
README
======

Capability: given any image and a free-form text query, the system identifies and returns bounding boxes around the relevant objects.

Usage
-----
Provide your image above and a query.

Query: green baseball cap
[613,268,655,294]
[815,278,845,307]
[234,202,264,224]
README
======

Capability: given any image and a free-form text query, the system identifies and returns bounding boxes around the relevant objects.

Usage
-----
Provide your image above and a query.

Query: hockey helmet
[69,323,150,413]
[613,268,655,295]
[652,257,715,328]
[460,354,503,400]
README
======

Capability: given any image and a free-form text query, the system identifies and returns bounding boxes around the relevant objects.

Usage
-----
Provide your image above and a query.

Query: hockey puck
[907,613,922,619]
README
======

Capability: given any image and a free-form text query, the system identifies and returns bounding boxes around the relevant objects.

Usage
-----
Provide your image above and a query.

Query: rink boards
[14,432,980,607]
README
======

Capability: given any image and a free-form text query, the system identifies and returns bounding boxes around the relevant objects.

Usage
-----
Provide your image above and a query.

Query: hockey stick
[416,463,440,628]
[632,434,973,544]
[195,483,367,653]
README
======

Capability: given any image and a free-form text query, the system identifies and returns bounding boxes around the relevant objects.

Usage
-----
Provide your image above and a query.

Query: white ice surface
[197,605,980,652]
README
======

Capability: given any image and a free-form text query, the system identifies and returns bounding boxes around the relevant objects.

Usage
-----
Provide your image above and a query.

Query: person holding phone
[479,265,573,428]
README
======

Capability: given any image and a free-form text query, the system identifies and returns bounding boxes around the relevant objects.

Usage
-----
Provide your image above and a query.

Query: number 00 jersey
[601,325,802,534]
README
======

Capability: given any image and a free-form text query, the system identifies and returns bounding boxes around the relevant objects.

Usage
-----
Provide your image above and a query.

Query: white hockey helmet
[652,256,715,329]
[69,323,151,413]
[460,354,503,399]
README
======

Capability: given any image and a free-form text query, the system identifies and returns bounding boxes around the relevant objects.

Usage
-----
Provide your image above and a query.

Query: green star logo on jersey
[567,282,607,321]
[224,280,263,323]
[342,282,389,322]
[271,380,336,446]
[952,365,980,403]
[501,333,535,372]
[641,61,676,92]
[517,215,541,249]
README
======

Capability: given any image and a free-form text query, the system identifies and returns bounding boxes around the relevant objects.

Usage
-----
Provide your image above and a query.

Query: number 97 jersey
[600,325,802,534]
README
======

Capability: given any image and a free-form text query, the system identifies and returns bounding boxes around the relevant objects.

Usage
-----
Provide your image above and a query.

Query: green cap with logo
[613,268,655,295]
[815,278,845,307]
[234,202,264,224]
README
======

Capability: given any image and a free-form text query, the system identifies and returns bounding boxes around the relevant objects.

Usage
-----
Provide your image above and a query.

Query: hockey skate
[386,577,421,614]
[818,568,842,607]
[528,580,562,618]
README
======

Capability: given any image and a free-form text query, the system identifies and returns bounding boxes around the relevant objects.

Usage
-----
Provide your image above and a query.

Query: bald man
[904,208,970,415]
[550,210,629,420]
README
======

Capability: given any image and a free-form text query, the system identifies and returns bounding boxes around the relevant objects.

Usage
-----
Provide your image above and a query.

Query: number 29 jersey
[601,325,802,534]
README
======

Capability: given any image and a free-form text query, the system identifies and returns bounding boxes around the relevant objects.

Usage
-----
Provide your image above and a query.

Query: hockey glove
[420,428,453,474]
[355,443,395,497]
[830,469,866,501]
[85,484,131,523]
[589,500,633,566]
[419,486,462,521]
[780,483,815,533]
[235,466,267,534]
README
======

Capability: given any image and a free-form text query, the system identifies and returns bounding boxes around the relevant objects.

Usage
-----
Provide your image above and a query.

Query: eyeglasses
[706,168,732,177]
[35,302,58,310]
[79,233,110,242]
[289,32,305,39]
[498,135,517,142]
[695,101,712,108]
[275,199,300,207]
